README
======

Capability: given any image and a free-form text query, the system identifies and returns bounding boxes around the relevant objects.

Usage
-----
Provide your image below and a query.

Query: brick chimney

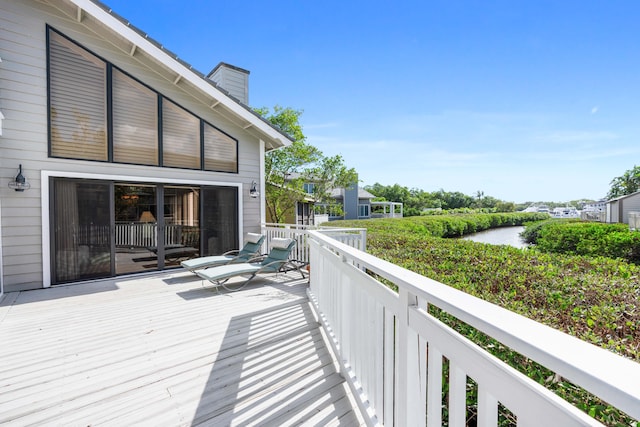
[207,62,250,105]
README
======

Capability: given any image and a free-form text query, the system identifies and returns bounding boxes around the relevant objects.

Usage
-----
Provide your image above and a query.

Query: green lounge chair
[180,232,265,272]
[195,238,304,291]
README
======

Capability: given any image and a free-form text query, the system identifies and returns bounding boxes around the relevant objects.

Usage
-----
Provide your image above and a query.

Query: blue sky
[104,0,640,203]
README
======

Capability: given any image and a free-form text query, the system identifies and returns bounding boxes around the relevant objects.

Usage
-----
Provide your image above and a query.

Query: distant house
[266,176,390,225]
[331,185,376,220]
[606,191,640,225]
[0,0,292,293]
[265,182,315,226]
[581,199,607,222]
[315,185,403,221]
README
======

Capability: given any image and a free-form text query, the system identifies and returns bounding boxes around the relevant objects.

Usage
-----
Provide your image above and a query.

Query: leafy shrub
[527,221,640,264]
[519,218,579,244]
[332,212,549,238]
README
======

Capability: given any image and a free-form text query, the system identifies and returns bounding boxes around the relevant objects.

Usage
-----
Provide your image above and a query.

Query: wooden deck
[0,271,364,426]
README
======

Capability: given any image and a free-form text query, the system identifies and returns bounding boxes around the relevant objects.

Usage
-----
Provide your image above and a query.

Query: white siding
[209,65,250,105]
[621,193,640,224]
[0,0,264,291]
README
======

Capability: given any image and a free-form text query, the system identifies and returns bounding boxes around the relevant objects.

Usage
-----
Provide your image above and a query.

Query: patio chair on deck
[180,232,265,273]
[195,237,304,291]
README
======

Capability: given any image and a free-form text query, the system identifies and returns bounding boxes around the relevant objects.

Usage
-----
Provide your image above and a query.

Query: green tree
[256,106,357,223]
[495,201,516,212]
[607,165,640,199]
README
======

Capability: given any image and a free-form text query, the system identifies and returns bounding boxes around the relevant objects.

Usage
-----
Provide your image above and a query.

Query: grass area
[329,214,640,425]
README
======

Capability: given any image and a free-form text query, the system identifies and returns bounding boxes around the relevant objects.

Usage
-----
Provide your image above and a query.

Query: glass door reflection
[52,179,111,284]
[162,186,200,266]
[114,184,158,274]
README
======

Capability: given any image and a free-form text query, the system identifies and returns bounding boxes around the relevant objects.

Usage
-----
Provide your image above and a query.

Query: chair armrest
[256,260,287,273]
[223,249,240,256]
[247,254,267,263]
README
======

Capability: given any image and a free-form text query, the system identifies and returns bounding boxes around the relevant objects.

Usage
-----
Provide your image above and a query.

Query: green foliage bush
[333,212,549,238]
[525,221,640,263]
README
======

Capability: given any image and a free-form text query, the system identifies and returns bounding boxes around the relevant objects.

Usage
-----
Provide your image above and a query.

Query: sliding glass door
[52,179,111,283]
[114,184,158,275]
[202,186,238,256]
[163,186,201,266]
[51,178,238,285]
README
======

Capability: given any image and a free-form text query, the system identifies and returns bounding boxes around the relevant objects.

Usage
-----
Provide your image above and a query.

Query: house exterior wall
[622,193,640,224]
[342,185,358,220]
[620,193,640,224]
[606,192,640,224]
[0,1,264,291]
[208,63,250,105]
[606,202,616,223]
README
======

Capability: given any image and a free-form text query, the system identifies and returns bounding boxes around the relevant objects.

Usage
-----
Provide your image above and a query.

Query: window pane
[202,186,238,256]
[163,186,200,265]
[114,184,158,275]
[162,99,200,169]
[204,123,237,173]
[113,69,158,165]
[49,30,107,161]
[52,179,111,283]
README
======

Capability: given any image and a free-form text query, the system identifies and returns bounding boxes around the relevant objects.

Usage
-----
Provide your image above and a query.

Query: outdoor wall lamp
[8,164,30,192]
[249,180,259,198]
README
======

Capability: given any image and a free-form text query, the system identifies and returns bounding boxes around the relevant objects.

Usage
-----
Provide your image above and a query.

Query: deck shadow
[190,298,361,425]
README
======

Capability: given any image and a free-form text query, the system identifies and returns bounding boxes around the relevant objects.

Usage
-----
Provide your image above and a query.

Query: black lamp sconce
[249,180,259,198]
[8,164,31,192]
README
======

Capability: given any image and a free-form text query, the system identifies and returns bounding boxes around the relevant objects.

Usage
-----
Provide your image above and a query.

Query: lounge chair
[195,237,304,291]
[180,232,265,273]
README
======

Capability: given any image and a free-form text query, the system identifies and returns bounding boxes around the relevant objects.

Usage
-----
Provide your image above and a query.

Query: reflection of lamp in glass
[139,211,156,223]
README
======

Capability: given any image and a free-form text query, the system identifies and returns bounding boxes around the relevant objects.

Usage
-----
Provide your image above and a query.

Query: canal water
[461,226,528,249]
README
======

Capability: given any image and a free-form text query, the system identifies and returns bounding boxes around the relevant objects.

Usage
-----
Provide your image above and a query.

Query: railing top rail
[262,223,366,231]
[309,229,640,419]
[316,227,367,232]
[262,223,318,230]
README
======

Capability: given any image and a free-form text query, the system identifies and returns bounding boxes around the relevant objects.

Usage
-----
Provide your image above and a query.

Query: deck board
[0,271,364,426]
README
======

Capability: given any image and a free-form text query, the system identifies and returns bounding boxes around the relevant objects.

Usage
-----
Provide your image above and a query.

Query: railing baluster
[449,361,467,427]
[477,387,498,427]
[383,308,395,426]
[427,345,443,426]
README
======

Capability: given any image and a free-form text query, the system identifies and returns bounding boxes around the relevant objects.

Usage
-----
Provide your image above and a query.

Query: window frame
[46,26,239,174]
[358,203,370,218]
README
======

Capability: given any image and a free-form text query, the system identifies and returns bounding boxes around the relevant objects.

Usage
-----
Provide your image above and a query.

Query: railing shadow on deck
[190,298,361,425]
[307,230,640,426]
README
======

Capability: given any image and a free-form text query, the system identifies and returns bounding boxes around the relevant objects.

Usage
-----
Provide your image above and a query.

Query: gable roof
[46,0,293,150]
[608,190,640,203]
[330,187,376,200]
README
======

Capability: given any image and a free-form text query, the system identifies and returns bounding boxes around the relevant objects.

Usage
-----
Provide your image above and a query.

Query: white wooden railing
[112,223,193,248]
[307,230,640,426]
[262,223,366,265]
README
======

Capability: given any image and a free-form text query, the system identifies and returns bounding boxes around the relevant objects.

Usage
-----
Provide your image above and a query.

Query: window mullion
[107,64,113,162]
